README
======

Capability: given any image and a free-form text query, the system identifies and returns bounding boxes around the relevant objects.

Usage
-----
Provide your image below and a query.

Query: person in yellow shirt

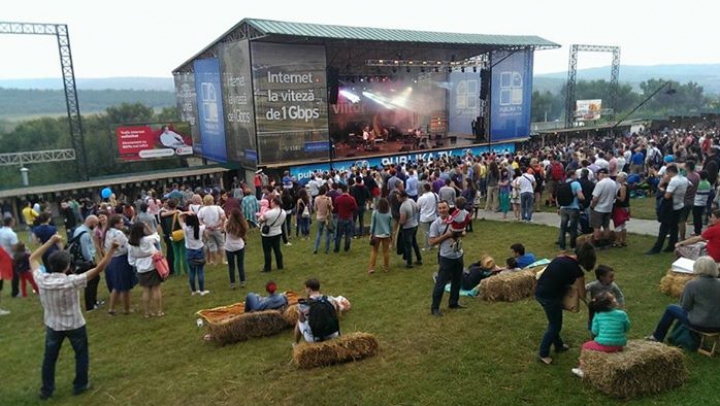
[21,201,39,243]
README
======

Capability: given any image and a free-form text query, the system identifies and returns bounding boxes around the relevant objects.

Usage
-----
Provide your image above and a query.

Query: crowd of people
[3,126,720,398]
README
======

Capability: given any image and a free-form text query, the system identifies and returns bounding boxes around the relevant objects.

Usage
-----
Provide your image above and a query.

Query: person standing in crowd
[33,213,61,270]
[693,170,711,237]
[295,188,311,240]
[225,208,248,289]
[241,189,260,228]
[313,186,333,254]
[178,212,209,295]
[334,184,358,253]
[429,200,466,317]
[135,202,158,237]
[350,177,371,237]
[104,215,135,314]
[368,198,393,274]
[280,189,295,244]
[519,168,536,222]
[398,191,422,269]
[589,168,617,246]
[127,222,163,318]
[647,165,688,254]
[535,243,597,365]
[61,200,78,241]
[32,234,118,400]
[160,199,188,276]
[73,215,101,311]
[497,167,511,219]
[260,197,286,273]
[679,160,699,241]
[198,194,226,266]
[0,217,19,313]
[612,172,630,247]
[557,169,585,251]
[417,183,438,250]
[21,200,39,244]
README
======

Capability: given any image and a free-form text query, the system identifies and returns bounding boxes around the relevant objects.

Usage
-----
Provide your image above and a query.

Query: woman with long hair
[485,161,500,212]
[160,199,188,276]
[178,212,208,295]
[260,197,286,273]
[295,188,311,239]
[461,179,477,232]
[368,198,393,273]
[225,208,248,289]
[128,222,163,317]
[313,185,333,254]
[612,172,630,247]
[498,167,512,219]
[104,215,135,315]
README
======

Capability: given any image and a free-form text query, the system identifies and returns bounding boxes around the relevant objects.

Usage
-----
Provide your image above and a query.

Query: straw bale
[659,269,694,298]
[292,332,379,369]
[283,304,300,326]
[478,269,536,302]
[197,291,299,324]
[206,310,289,345]
[580,340,688,399]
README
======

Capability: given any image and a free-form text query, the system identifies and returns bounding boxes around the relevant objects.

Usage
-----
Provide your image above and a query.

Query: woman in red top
[675,209,720,261]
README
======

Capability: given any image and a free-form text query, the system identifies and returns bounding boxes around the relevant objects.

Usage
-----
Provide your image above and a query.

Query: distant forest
[0,88,175,119]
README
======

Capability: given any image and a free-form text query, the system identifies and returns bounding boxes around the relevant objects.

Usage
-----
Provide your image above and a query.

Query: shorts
[590,210,611,229]
[205,230,225,252]
[678,204,692,223]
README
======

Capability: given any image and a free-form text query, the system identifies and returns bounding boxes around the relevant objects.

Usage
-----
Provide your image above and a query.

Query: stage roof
[174,18,559,73]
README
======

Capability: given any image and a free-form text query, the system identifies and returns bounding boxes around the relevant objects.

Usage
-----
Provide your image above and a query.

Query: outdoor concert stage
[173,18,559,180]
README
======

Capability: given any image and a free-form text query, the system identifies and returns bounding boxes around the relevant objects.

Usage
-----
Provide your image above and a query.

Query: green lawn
[629,196,656,221]
[1,220,714,406]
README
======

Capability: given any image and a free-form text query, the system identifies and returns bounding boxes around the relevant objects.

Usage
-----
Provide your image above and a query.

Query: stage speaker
[480,69,490,100]
[327,67,339,105]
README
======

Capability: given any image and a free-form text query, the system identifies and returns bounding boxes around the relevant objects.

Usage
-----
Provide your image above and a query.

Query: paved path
[474,209,658,237]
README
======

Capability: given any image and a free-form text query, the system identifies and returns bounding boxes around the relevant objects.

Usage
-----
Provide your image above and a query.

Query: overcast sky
[1,0,717,79]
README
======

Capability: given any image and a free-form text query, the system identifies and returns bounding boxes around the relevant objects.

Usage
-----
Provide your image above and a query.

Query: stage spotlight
[359,77,364,82]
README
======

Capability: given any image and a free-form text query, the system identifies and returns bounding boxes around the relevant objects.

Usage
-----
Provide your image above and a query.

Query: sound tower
[480,68,490,101]
[327,67,339,105]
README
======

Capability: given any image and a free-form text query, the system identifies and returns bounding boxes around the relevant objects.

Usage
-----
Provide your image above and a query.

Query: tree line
[531,78,718,123]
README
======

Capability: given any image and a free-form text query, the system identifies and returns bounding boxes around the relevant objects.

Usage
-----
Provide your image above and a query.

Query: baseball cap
[597,168,609,174]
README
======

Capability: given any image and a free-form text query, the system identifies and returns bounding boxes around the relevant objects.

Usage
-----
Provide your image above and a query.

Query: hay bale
[283,304,300,326]
[478,269,537,302]
[292,332,379,369]
[207,310,289,345]
[659,269,694,298]
[580,340,688,399]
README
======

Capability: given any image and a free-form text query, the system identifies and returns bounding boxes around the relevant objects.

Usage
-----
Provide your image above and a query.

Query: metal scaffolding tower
[565,44,621,128]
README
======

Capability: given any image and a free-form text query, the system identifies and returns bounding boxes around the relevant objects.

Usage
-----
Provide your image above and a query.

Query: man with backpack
[546,156,566,207]
[294,278,340,343]
[556,169,585,250]
[71,215,101,311]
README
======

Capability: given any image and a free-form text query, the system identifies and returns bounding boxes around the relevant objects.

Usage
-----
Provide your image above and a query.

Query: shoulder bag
[170,213,184,242]
[261,211,282,235]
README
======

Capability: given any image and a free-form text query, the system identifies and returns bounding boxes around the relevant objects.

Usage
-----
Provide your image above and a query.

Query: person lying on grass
[244,281,288,312]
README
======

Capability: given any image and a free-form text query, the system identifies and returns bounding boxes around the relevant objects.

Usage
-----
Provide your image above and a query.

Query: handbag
[562,279,582,313]
[301,202,310,218]
[170,213,184,242]
[261,211,282,235]
[152,251,170,280]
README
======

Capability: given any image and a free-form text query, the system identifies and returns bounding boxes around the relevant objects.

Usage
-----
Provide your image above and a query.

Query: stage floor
[332,135,481,159]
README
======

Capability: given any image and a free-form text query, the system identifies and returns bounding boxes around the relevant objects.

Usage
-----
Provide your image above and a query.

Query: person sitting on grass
[459,255,498,290]
[511,243,536,269]
[571,291,630,378]
[585,265,625,331]
[645,256,720,342]
[294,278,340,344]
[244,281,288,313]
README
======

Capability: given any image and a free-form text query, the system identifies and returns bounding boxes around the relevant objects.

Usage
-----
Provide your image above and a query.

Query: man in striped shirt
[31,234,117,400]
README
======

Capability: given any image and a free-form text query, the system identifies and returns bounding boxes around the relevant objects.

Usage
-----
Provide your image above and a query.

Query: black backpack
[307,296,340,341]
[556,181,576,207]
[65,231,93,273]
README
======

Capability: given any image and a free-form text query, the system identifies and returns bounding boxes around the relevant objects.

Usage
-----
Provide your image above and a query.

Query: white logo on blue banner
[491,50,533,142]
[194,58,228,163]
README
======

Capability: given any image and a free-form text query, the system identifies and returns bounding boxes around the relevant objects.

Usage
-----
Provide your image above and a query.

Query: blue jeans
[298,216,310,237]
[652,304,689,341]
[245,293,261,312]
[314,219,332,253]
[354,207,366,236]
[521,192,534,221]
[431,256,463,310]
[558,208,579,249]
[186,248,205,292]
[335,219,353,252]
[226,248,245,284]
[402,226,422,265]
[41,325,89,397]
[536,296,564,358]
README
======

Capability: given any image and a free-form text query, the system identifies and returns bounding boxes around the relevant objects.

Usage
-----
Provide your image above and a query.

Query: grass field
[0,220,714,406]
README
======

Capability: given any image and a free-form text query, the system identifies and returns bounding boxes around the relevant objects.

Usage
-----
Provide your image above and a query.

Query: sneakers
[199,290,210,296]
[0,308,10,316]
[191,291,199,296]
[644,335,658,342]
[571,368,585,378]
[284,242,292,246]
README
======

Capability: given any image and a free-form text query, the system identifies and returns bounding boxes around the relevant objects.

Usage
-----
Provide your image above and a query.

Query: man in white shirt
[197,195,226,266]
[0,217,19,314]
[32,234,117,400]
[590,168,617,245]
[647,165,688,254]
[519,169,536,222]
[594,152,609,171]
[416,184,439,250]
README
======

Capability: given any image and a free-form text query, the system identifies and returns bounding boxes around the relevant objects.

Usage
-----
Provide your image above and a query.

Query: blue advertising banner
[490,50,533,142]
[448,71,480,135]
[194,58,228,163]
[289,142,515,180]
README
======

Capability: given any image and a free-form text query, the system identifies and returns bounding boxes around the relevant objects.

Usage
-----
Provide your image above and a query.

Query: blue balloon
[101,187,112,199]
